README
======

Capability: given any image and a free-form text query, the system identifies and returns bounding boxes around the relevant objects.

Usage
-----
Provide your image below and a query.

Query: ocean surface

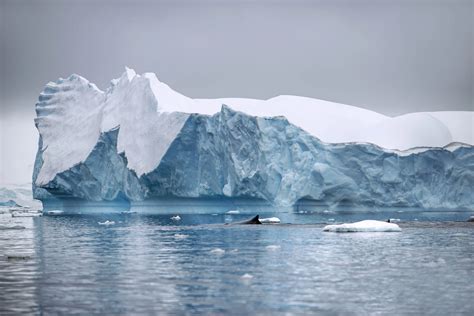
[1,210,473,315]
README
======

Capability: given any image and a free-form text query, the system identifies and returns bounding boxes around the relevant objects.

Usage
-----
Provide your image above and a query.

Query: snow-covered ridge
[34,68,473,186]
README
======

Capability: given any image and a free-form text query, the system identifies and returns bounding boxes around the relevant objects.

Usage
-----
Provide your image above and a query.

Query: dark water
[1,211,473,315]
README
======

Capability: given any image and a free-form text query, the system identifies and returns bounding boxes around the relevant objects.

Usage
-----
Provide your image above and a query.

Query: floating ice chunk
[11,212,42,217]
[46,210,64,215]
[467,216,474,222]
[388,218,401,223]
[174,233,188,239]
[210,248,225,255]
[260,217,281,224]
[0,225,25,230]
[265,245,281,251]
[226,210,240,214]
[98,220,115,226]
[121,211,137,214]
[241,273,253,279]
[171,215,181,221]
[323,220,401,232]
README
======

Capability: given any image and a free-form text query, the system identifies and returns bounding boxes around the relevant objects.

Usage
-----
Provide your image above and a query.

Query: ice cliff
[33,69,474,209]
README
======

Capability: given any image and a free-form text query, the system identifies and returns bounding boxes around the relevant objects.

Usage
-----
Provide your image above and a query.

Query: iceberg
[32,68,474,211]
[323,220,402,232]
[260,217,281,224]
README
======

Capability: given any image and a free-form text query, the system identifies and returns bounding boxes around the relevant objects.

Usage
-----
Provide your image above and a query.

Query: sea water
[1,210,473,314]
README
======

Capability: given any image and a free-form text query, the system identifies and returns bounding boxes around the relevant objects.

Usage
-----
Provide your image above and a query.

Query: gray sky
[1,0,473,184]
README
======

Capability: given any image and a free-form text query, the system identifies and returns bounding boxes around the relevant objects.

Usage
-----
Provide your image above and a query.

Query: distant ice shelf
[32,68,474,211]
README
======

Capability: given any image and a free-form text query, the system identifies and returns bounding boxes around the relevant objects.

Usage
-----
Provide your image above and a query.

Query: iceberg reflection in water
[0,209,473,314]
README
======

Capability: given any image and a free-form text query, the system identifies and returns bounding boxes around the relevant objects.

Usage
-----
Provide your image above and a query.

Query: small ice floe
[467,216,474,222]
[98,220,115,226]
[226,210,240,214]
[265,245,281,251]
[174,233,188,239]
[241,273,254,280]
[327,218,335,222]
[260,217,281,224]
[323,220,401,232]
[0,225,25,230]
[210,248,226,255]
[171,215,181,221]
[322,209,335,214]
[387,218,401,223]
[11,212,42,218]
[121,211,137,214]
[46,210,64,215]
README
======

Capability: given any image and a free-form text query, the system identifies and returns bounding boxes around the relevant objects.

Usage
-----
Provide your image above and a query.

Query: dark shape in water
[227,215,262,225]
[467,216,474,222]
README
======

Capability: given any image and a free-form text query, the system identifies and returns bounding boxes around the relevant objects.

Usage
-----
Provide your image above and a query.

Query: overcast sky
[1,0,473,184]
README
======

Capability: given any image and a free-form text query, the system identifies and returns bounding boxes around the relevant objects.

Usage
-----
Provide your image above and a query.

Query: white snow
[323,220,401,232]
[34,68,473,186]
[260,217,281,224]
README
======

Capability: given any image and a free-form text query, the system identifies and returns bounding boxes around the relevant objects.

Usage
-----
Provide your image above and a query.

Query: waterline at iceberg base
[32,71,474,213]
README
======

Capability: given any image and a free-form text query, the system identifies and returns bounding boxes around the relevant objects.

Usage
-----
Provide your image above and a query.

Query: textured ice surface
[323,220,402,232]
[33,69,474,210]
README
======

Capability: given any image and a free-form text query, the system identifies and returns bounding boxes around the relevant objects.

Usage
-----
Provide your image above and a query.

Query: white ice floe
[46,210,64,215]
[265,245,281,251]
[241,273,254,279]
[174,234,188,239]
[387,218,401,223]
[323,220,401,232]
[98,220,115,226]
[171,215,181,221]
[210,248,226,255]
[260,217,281,224]
[226,210,240,214]
[11,212,42,218]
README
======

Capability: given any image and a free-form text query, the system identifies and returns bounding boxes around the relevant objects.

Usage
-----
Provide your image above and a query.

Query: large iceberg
[33,68,474,210]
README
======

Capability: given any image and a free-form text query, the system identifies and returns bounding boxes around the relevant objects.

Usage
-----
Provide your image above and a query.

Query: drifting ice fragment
[210,248,225,255]
[174,234,188,239]
[260,217,281,224]
[323,220,401,232]
[226,210,240,214]
[46,210,64,215]
[171,215,181,221]
[98,220,115,226]
[12,212,42,218]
